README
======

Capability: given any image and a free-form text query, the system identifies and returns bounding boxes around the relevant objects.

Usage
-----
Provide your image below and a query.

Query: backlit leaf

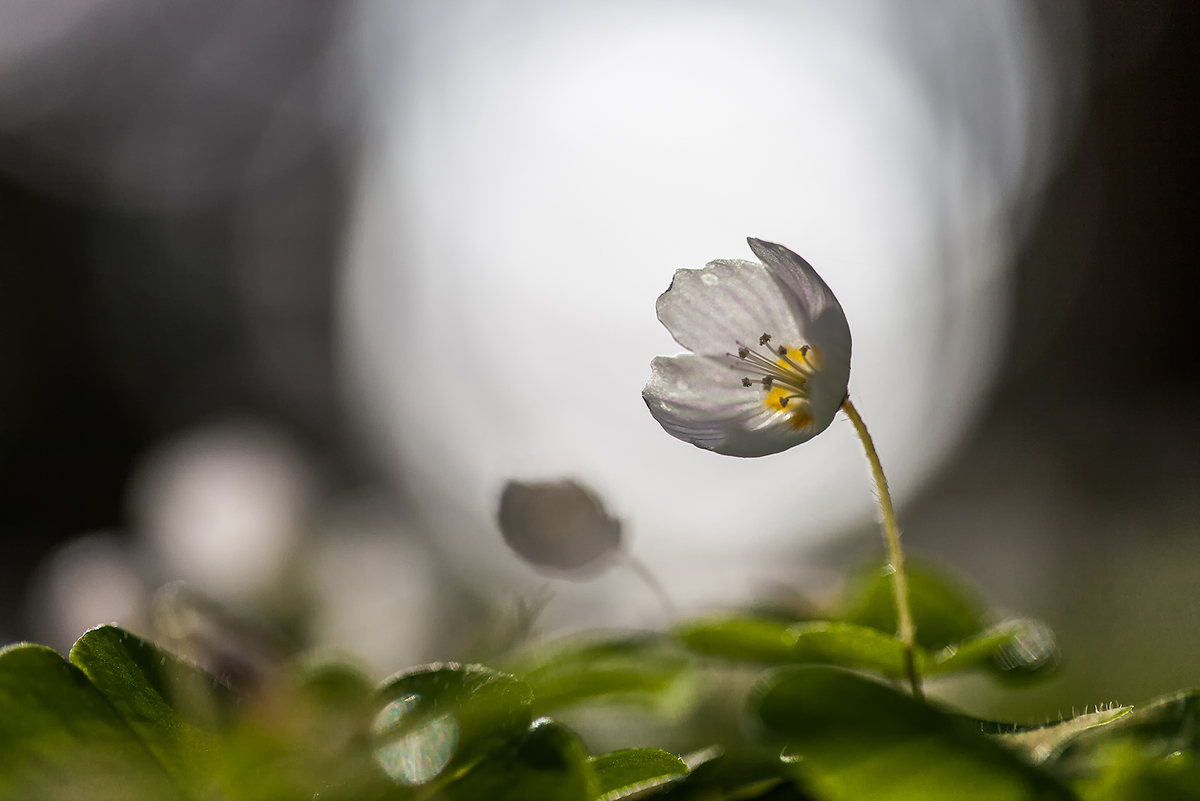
[678,616,913,676]
[372,663,533,789]
[589,747,689,800]
[0,642,187,801]
[750,665,1071,800]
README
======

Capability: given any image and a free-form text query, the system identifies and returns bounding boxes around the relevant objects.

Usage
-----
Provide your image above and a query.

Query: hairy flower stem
[841,396,922,699]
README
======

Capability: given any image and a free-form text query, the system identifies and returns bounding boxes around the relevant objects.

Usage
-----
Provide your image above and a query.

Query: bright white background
[341,0,1078,626]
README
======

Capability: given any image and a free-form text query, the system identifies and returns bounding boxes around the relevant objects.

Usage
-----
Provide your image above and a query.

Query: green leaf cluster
[1,560,1196,799]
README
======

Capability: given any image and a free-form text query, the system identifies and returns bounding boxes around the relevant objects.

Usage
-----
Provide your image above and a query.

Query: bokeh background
[0,0,1196,721]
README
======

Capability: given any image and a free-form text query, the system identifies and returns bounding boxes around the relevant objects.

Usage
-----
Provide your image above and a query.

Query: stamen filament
[736,367,806,394]
[777,351,808,374]
[732,340,815,378]
[734,343,785,372]
[841,396,922,699]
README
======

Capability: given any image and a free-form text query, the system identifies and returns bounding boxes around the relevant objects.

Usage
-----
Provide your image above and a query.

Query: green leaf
[511,634,693,714]
[0,642,188,801]
[446,718,593,801]
[842,560,988,650]
[1067,743,1200,801]
[588,748,689,800]
[677,616,914,677]
[675,616,797,663]
[371,662,533,789]
[68,625,226,795]
[990,706,1131,765]
[786,622,912,676]
[277,656,390,800]
[294,653,375,710]
[1072,689,1200,755]
[68,629,379,801]
[646,741,797,800]
[288,654,377,747]
[926,619,1058,682]
[1053,690,1200,799]
[749,665,1072,800]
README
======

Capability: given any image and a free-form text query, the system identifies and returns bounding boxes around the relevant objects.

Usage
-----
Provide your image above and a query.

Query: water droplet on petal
[700,272,719,286]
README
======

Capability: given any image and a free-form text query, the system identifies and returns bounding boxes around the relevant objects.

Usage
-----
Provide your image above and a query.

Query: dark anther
[742,377,753,387]
[800,345,810,357]
[779,396,790,407]
[738,346,749,359]
[759,333,771,346]
[763,376,774,389]
[777,346,787,356]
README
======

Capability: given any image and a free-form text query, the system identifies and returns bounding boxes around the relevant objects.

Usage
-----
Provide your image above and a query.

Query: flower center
[730,332,818,430]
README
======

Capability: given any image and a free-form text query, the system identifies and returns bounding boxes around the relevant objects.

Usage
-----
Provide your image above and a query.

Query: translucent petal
[747,238,844,327]
[643,354,830,457]
[749,238,852,423]
[799,308,852,429]
[655,258,804,356]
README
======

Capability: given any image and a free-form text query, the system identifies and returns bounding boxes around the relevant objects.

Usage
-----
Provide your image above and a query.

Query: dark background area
[0,0,1196,684]
[1011,0,1197,400]
[894,0,1200,715]
[0,0,358,640]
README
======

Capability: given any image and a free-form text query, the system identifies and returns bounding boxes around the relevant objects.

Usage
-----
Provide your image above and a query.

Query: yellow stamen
[777,345,819,370]
[788,411,814,430]
[765,387,814,429]
[764,387,791,412]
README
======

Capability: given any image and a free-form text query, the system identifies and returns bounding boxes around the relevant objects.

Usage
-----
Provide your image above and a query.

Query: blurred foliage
[1,559,1197,799]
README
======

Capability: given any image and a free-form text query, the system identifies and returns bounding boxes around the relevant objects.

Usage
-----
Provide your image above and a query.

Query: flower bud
[497,479,622,576]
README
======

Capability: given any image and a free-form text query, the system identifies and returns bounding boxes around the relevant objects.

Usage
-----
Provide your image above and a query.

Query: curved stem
[841,396,922,699]
[624,553,678,621]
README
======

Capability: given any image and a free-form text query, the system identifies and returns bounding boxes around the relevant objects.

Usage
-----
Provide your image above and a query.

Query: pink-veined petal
[642,354,828,457]
[655,258,805,357]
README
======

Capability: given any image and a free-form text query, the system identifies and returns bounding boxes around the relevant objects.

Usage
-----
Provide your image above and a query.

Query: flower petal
[655,258,805,356]
[643,354,829,457]
[748,237,852,423]
[800,309,852,431]
[747,238,843,327]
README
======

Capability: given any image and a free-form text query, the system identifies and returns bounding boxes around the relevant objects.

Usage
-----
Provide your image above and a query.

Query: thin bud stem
[841,396,922,699]
[623,553,677,621]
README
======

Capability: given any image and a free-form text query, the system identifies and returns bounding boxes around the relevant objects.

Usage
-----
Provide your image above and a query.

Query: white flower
[643,238,852,458]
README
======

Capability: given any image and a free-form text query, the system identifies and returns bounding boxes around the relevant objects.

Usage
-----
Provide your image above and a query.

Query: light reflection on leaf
[372,692,460,786]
